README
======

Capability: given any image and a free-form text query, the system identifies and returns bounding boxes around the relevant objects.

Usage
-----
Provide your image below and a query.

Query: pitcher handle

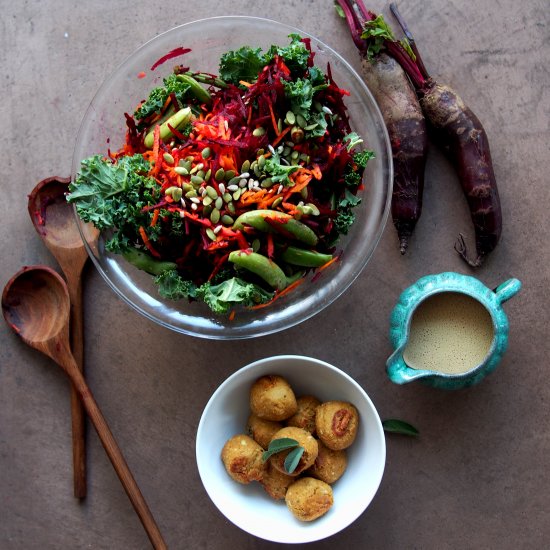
[494,278,522,304]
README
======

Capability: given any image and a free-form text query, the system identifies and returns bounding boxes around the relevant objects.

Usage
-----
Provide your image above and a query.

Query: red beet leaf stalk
[336,0,428,254]
[366,3,502,267]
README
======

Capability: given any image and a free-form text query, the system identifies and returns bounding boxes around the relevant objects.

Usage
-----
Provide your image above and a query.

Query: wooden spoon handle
[63,354,167,549]
[67,275,87,499]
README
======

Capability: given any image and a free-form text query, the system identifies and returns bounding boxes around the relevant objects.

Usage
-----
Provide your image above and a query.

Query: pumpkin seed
[224,170,236,181]
[205,186,218,199]
[258,155,266,169]
[171,188,182,202]
[241,159,250,173]
[285,111,296,125]
[223,192,232,203]
[215,168,225,181]
[206,228,217,241]
[174,166,188,175]
[191,175,204,186]
[214,196,224,210]
[252,127,266,136]
[201,147,211,159]
[227,201,236,214]
[163,153,175,165]
[204,169,211,181]
[202,196,213,207]
[232,189,242,200]
[272,196,283,208]
[296,114,306,128]
[221,215,234,225]
[210,208,220,224]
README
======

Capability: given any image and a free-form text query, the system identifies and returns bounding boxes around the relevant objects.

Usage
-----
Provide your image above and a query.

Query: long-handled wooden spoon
[28,176,89,498]
[2,266,167,550]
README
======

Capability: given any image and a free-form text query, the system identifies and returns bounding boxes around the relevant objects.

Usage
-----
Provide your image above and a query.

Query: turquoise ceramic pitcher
[386,272,521,389]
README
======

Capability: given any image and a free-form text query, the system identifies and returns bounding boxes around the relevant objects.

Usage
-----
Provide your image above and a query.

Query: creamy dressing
[403,292,494,375]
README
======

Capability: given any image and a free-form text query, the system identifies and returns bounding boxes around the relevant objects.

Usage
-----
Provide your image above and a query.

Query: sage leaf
[382,419,419,437]
[261,437,299,462]
[284,446,305,474]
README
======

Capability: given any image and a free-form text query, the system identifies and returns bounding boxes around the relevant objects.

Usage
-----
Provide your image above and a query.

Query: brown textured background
[1,1,549,548]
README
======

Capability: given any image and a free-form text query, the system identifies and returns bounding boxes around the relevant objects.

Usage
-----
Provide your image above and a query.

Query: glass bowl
[72,16,392,339]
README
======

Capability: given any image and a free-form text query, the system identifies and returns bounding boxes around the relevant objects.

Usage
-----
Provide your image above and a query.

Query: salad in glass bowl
[69,17,392,338]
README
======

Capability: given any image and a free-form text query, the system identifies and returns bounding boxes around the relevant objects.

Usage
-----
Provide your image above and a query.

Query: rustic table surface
[1,1,548,548]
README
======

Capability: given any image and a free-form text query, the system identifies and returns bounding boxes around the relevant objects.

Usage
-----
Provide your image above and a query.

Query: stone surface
[1,1,549,548]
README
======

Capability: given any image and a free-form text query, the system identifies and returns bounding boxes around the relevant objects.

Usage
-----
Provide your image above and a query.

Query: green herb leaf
[261,437,299,462]
[382,419,419,437]
[284,446,305,474]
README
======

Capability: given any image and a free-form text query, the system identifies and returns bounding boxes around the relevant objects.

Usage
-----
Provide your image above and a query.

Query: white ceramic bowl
[196,355,386,543]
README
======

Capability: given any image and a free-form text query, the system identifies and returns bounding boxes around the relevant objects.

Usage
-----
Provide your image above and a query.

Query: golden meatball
[315,401,359,450]
[221,434,266,484]
[286,395,321,434]
[308,440,347,484]
[269,426,318,476]
[260,462,295,500]
[285,477,334,521]
[250,375,298,421]
[247,413,283,449]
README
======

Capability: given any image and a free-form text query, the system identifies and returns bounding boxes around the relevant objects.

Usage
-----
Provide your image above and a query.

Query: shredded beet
[150,47,191,71]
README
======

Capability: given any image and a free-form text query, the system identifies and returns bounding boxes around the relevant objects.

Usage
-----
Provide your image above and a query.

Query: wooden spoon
[28,176,89,498]
[2,266,167,550]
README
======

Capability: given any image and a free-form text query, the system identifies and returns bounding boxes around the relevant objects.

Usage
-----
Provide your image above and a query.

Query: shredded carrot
[239,80,253,88]
[139,226,161,258]
[249,277,306,310]
[151,125,161,175]
[228,310,236,321]
[271,125,292,147]
[317,255,339,273]
[268,101,280,135]
[150,208,160,227]
[311,163,322,180]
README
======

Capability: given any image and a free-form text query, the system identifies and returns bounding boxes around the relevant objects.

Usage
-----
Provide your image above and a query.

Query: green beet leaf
[382,419,419,437]
[283,446,305,474]
[261,437,299,462]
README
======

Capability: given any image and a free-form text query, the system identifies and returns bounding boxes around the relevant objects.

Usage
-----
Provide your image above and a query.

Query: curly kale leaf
[219,35,315,86]
[195,277,273,315]
[282,77,328,138]
[268,33,311,75]
[334,208,356,235]
[263,150,300,185]
[154,269,197,301]
[67,154,153,231]
[283,77,313,119]
[353,149,375,169]
[219,46,267,85]
[344,149,375,187]
[134,74,192,120]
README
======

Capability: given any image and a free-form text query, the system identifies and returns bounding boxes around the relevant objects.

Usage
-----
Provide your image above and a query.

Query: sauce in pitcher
[403,292,494,375]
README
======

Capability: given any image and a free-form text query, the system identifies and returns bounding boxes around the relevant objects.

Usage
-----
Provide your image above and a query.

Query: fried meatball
[315,401,359,450]
[286,395,321,434]
[308,440,347,484]
[221,434,266,484]
[285,477,334,521]
[269,426,318,476]
[247,413,283,449]
[250,375,298,421]
[260,462,295,500]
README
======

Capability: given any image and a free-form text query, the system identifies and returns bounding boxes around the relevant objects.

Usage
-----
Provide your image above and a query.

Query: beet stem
[335,0,369,53]
[389,3,430,80]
